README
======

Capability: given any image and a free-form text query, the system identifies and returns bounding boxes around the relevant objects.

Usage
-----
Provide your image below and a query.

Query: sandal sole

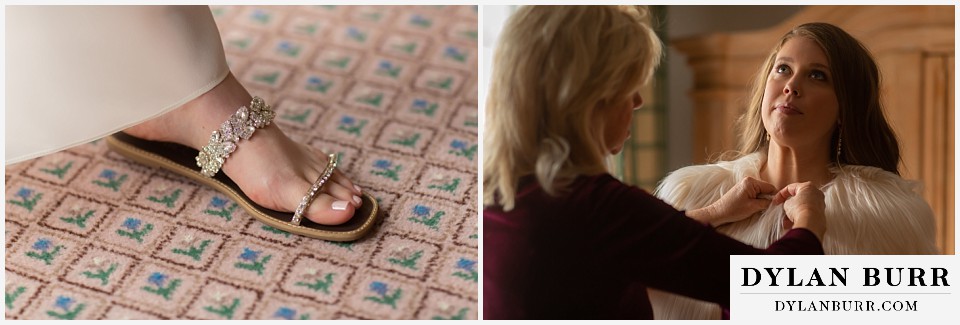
[106,132,379,241]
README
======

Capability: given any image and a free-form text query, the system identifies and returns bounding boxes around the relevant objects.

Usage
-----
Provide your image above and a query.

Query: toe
[304,193,355,225]
[284,146,362,225]
[324,178,362,208]
[331,169,362,195]
[282,171,357,226]
[308,146,361,196]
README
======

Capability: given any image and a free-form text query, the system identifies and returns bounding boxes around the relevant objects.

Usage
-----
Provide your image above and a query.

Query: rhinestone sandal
[105,97,379,241]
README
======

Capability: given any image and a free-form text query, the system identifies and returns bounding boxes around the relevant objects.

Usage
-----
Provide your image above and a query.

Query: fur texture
[648,153,939,319]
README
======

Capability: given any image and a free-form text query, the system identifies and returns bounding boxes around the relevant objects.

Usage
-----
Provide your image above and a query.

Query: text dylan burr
[741,267,950,287]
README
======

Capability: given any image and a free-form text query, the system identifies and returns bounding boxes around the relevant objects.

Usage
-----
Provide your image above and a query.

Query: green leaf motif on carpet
[82,262,119,286]
[389,133,421,148]
[295,273,335,294]
[254,72,280,85]
[40,160,74,179]
[147,188,182,208]
[281,109,311,124]
[388,250,424,270]
[432,307,470,320]
[426,77,453,90]
[60,210,95,229]
[428,177,460,193]
[204,297,241,319]
[5,286,26,309]
[355,92,384,107]
[172,239,213,261]
[324,57,351,69]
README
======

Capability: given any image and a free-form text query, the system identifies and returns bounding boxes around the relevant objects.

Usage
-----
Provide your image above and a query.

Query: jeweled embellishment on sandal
[197,96,276,177]
[290,153,338,226]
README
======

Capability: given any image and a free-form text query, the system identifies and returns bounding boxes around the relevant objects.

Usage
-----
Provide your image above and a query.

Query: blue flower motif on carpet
[142,271,180,300]
[448,139,477,161]
[275,307,295,319]
[276,41,300,57]
[26,238,63,265]
[444,46,467,62]
[234,247,272,276]
[336,115,367,136]
[409,204,444,230]
[8,186,43,211]
[92,168,127,191]
[346,27,366,42]
[364,281,402,309]
[46,295,85,320]
[32,238,51,251]
[306,76,332,93]
[453,258,478,282]
[148,272,168,287]
[116,217,153,243]
[371,159,401,181]
[410,98,438,116]
[409,14,431,28]
[376,60,401,78]
[204,196,238,221]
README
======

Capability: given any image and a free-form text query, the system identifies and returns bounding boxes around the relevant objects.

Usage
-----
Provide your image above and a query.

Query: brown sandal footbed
[106,131,379,241]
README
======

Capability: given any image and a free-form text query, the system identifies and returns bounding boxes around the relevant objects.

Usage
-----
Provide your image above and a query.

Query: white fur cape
[647,153,939,320]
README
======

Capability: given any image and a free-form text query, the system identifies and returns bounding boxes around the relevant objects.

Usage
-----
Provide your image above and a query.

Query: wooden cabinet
[673,6,954,254]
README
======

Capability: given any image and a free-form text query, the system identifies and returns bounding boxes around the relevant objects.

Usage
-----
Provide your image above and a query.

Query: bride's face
[761,37,840,151]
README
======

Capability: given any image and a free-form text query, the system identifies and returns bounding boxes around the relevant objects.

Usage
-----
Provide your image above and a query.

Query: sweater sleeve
[597,179,823,307]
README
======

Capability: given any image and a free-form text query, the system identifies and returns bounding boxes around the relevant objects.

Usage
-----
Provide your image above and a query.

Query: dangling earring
[835,127,843,165]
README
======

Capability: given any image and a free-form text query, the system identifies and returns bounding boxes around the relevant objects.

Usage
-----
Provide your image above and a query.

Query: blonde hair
[483,5,663,210]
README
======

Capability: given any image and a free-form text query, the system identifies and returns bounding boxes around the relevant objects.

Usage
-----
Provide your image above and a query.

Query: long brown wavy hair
[738,22,901,175]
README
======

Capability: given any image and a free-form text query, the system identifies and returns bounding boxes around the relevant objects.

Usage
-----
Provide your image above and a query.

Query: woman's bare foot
[124,73,362,225]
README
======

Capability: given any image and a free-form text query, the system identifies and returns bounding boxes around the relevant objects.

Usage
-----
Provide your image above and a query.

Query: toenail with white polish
[353,195,362,205]
[332,201,349,211]
[354,185,362,193]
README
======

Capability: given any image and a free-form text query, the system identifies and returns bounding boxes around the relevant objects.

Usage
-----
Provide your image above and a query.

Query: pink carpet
[5,5,478,319]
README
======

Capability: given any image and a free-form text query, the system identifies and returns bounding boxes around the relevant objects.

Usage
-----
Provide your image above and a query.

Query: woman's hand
[772,182,826,240]
[688,177,777,227]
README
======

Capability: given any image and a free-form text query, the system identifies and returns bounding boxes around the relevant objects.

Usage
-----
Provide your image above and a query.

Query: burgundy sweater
[483,174,823,319]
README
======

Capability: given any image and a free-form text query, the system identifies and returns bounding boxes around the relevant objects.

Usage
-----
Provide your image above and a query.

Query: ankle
[184,74,254,146]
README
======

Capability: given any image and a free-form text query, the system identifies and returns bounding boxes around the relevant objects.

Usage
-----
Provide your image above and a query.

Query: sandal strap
[196,96,276,177]
[291,153,338,226]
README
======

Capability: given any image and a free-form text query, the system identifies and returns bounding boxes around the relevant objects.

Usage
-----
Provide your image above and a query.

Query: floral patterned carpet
[5,5,478,320]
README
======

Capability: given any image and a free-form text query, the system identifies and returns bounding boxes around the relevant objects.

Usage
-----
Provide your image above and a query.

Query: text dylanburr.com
[729,255,959,321]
